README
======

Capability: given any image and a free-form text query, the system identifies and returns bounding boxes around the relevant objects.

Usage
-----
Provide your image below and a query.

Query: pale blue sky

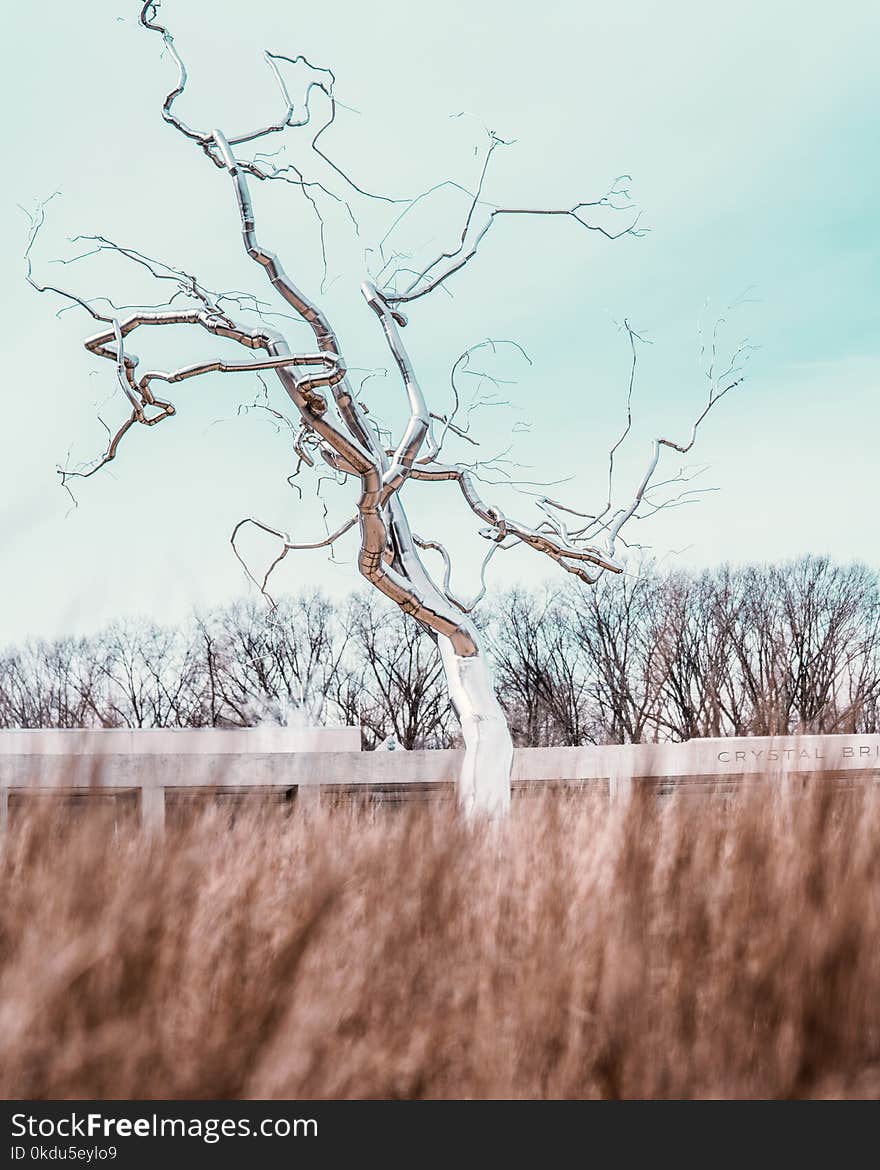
[1,0,878,643]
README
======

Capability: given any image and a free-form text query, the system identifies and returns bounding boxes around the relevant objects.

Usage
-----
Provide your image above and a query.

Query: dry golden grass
[1,782,879,1100]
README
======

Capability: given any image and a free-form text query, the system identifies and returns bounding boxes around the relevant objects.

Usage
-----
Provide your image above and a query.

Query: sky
[1,0,878,645]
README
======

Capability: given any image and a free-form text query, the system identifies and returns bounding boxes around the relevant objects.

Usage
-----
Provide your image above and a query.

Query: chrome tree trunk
[439,633,513,819]
[25,5,748,822]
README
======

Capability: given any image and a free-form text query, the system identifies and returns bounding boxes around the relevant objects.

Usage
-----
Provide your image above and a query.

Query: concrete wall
[0,726,361,756]
[0,727,360,832]
[1,730,878,831]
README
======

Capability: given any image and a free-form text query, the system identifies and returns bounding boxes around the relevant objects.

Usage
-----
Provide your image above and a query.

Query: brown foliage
[2,784,879,1099]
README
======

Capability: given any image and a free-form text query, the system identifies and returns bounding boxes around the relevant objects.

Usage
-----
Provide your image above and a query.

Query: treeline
[1,557,879,746]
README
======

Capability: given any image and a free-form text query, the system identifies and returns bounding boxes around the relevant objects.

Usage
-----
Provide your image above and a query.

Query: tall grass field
[2,782,878,1099]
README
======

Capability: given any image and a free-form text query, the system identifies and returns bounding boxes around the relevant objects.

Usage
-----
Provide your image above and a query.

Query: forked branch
[28,5,747,663]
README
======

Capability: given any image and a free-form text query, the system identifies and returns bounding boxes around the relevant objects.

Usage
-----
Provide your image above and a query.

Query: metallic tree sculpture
[26,3,751,817]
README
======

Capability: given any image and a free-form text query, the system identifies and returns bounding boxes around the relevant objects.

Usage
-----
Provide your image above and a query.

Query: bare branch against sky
[19,1,762,812]
[2,0,877,651]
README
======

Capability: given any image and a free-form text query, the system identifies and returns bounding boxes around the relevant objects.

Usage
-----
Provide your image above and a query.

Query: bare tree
[25,4,747,814]
[643,559,880,740]
[720,558,880,736]
[4,561,877,742]
[344,595,455,750]
[569,570,668,744]
[195,593,347,727]
[652,568,736,740]
[0,637,104,729]
[94,620,208,729]
[490,561,880,745]
[486,588,598,746]
[485,589,561,747]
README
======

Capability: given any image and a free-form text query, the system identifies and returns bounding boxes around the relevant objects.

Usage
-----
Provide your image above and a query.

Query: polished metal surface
[25,3,746,815]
